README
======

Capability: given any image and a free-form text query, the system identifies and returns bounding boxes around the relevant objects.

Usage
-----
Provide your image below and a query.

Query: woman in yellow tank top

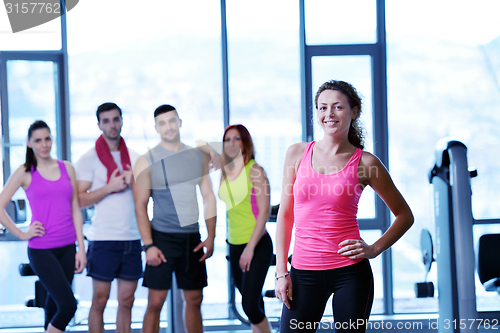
[219,124,274,333]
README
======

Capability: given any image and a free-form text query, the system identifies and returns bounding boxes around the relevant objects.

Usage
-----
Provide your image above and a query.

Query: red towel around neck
[95,134,131,183]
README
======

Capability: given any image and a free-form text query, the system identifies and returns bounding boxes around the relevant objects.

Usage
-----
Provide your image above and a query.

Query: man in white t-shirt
[76,103,142,333]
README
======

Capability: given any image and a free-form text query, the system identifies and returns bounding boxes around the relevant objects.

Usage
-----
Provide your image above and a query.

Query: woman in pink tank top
[0,120,86,333]
[275,81,414,333]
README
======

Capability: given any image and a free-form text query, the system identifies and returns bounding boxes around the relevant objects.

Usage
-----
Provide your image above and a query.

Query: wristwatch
[142,243,154,252]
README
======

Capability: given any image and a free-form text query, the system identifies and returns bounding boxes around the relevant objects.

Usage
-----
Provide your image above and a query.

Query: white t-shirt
[76,147,141,241]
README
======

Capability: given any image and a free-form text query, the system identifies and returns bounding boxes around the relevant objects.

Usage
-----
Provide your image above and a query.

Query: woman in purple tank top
[275,81,414,333]
[0,120,86,333]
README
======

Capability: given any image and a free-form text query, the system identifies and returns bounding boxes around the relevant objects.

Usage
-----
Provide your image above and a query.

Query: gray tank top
[144,144,204,233]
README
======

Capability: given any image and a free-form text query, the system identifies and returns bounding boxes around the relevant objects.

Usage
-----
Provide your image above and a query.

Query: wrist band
[142,243,154,252]
[275,273,289,281]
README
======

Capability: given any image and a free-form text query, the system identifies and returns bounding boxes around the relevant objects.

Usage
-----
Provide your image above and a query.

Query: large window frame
[0,2,71,182]
[0,0,393,324]
[6,0,499,329]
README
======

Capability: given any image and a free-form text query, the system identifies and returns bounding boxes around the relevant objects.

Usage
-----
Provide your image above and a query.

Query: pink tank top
[292,141,363,270]
[26,160,76,249]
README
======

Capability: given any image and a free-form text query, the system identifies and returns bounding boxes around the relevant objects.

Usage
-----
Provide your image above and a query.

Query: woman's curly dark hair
[314,80,364,149]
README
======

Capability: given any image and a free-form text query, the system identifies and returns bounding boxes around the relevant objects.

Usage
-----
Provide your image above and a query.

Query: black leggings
[28,244,77,331]
[280,259,374,333]
[229,233,273,324]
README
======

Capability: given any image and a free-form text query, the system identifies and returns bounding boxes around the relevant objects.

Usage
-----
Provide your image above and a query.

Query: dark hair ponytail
[24,120,50,172]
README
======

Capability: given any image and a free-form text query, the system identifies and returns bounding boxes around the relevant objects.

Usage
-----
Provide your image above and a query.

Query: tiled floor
[0,300,283,331]
[1,304,498,333]
[0,303,280,333]
[0,319,261,333]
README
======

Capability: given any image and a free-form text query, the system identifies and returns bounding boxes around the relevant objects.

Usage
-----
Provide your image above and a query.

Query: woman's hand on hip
[22,221,45,240]
[338,239,378,259]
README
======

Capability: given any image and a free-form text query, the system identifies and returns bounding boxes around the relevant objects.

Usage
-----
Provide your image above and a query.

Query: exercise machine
[429,138,478,332]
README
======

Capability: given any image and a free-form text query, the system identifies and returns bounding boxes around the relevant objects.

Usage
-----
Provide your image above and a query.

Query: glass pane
[0,12,61,51]
[227,0,302,207]
[311,55,375,219]
[7,60,58,172]
[0,60,59,327]
[386,0,500,47]
[67,0,225,323]
[305,0,377,45]
[387,0,500,313]
[392,222,438,313]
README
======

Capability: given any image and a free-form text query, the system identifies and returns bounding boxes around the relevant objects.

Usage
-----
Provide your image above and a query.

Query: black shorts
[142,230,208,290]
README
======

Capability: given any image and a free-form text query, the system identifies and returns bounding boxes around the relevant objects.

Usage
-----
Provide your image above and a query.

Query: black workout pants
[229,233,273,324]
[280,259,374,333]
[28,244,77,331]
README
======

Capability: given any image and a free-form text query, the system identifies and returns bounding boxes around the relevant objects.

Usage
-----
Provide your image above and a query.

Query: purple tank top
[26,160,76,249]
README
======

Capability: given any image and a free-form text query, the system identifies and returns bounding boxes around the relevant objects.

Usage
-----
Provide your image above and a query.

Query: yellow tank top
[219,160,259,245]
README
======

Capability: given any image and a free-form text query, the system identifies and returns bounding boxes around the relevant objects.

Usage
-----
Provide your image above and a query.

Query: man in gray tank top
[132,104,217,333]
